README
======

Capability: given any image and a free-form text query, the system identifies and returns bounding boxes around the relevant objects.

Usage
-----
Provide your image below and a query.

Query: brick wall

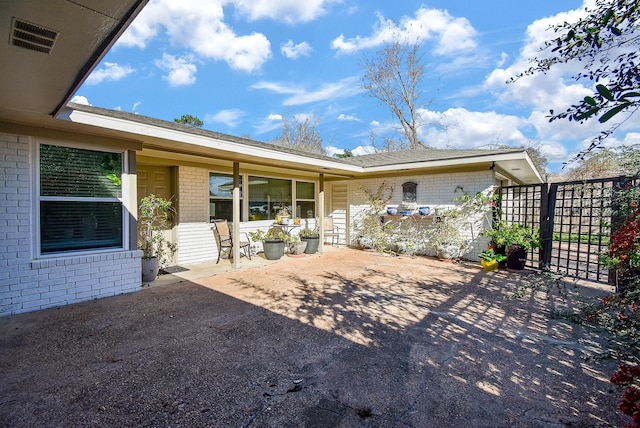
[0,133,142,316]
[344,171,495,260]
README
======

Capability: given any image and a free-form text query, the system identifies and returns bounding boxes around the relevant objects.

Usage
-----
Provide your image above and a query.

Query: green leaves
[597,84,615,101]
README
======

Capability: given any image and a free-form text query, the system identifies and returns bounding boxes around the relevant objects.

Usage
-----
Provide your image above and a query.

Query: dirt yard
[0,248,628,427]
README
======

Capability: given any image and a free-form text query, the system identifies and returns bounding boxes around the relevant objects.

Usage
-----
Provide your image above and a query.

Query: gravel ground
[0,248,628,427]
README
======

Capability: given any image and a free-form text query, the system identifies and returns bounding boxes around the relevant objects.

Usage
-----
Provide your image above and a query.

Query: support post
[232,162,240,268]
[319,174,325,253]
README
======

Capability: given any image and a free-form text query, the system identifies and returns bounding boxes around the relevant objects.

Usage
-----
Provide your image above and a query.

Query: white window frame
[34,140,129,258]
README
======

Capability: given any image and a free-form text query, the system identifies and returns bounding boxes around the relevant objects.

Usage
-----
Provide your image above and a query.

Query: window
[295,181,316,218]
[38,144,125,254]
[248,176,291,221]
[209,173,243,222]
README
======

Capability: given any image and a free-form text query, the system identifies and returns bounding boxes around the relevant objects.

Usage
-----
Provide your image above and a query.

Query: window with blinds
[38,144,124,254]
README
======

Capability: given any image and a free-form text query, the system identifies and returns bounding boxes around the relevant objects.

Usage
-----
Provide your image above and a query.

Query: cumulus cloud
[233,0,336,23]
[117,0,271,72]
[70,95,90,105]
[331,7,478,55]
[206,109,246,128]
[253,76,363,106]
[155,53,197,86]
[351,145,377,156]
[281,40,312,59]
[85,62,134,84]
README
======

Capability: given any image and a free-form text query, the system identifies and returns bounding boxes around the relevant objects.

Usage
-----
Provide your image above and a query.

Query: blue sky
[73,0,640,173]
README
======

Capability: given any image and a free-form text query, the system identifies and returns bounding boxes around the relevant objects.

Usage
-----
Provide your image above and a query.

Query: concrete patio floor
[0,247,628,427]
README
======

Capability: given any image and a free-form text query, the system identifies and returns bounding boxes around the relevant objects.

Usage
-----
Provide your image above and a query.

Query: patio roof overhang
[57,104,543,184]
[0,0,148,124]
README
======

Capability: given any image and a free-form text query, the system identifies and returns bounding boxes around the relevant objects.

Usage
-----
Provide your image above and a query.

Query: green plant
[299,226,319,238]
[482,221,541,251]
[478,249,507,263]
[248,228,285,243]
[138,194,177,266]
[429,221,468,251]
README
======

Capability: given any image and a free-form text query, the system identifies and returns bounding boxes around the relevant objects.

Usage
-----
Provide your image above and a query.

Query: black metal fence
[498,176,635,283]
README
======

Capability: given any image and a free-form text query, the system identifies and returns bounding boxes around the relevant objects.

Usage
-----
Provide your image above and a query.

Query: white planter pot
[142,256,160,282]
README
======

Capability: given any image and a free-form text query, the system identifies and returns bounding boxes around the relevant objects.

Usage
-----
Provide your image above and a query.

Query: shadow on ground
[0,248,626,427]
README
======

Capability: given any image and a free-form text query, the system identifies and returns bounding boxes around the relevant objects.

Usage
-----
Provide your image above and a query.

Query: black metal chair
[211,219,251,263]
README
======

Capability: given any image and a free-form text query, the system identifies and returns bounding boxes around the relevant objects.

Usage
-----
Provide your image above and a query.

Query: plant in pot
[429,221,470,261]
[287,234,307,256]
[299,226,320,254]
[482,221,541,271]
[478,248,507,271]
[138,194,177,282]
[248,228,286,260]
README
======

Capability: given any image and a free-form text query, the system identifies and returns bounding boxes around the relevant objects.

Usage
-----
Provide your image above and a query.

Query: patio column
[232,162,240,268]
[319,173,325,253]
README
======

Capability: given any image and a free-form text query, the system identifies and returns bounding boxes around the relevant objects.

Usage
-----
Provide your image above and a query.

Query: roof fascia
[359,151,530,173]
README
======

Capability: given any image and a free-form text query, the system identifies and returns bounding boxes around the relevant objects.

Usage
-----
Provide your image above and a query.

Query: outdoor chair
[211,219,251,263]
[323,217,340,245]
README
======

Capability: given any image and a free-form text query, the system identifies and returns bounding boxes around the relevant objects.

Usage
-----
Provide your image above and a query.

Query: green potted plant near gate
[249,228,286,260]
[138,194,177,282]
[299,226,320,254]
[482,221,541,271]
[478,248,507,271]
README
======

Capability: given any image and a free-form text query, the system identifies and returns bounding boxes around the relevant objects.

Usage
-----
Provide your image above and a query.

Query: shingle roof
[337,148,524,167]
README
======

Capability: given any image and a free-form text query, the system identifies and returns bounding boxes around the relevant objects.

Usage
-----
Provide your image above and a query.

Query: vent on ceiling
[10,18,58,54]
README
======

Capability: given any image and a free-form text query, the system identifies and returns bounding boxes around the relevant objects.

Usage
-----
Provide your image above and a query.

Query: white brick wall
[0,133,142,316]
[344,171,495,260]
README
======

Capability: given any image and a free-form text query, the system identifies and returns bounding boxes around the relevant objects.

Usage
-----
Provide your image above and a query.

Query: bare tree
[360,38,430,150]
[271,115,326,156]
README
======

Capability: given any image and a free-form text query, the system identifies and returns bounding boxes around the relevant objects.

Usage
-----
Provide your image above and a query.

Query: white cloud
[206,109,246,128]
[281,40,312,59]
[337,113,360,122]
[417,107,529,149]
[155,53,197,86]
[132,101,142,111]
[70,95,90,105]
[253,77,363,106]
[85,62,134,84]
[351,145,377,156]
[233,0,336,23]
[324,146,342,157]
[254,113,284,135]
[117,0,271,72]
[331,7,478,55]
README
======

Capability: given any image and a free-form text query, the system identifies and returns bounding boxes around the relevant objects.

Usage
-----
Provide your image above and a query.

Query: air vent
[10,18,58,54]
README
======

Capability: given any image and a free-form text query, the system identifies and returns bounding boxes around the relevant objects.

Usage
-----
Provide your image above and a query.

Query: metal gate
[498,176,634,283]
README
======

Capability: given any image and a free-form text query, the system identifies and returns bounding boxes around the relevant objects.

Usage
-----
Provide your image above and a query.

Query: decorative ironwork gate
[498,176,634,283]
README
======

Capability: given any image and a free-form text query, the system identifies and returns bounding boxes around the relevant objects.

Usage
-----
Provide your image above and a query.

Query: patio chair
[211,219,251,263]
[323,217,340,245]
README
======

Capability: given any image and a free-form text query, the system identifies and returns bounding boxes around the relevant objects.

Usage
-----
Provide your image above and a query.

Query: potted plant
[138,194,177,282]
[482,221,541,271]
[478,249,507,271]
[429,221,470,261]
[299,226,320,254]
[287,234,307,256]
[248,228,286,260]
